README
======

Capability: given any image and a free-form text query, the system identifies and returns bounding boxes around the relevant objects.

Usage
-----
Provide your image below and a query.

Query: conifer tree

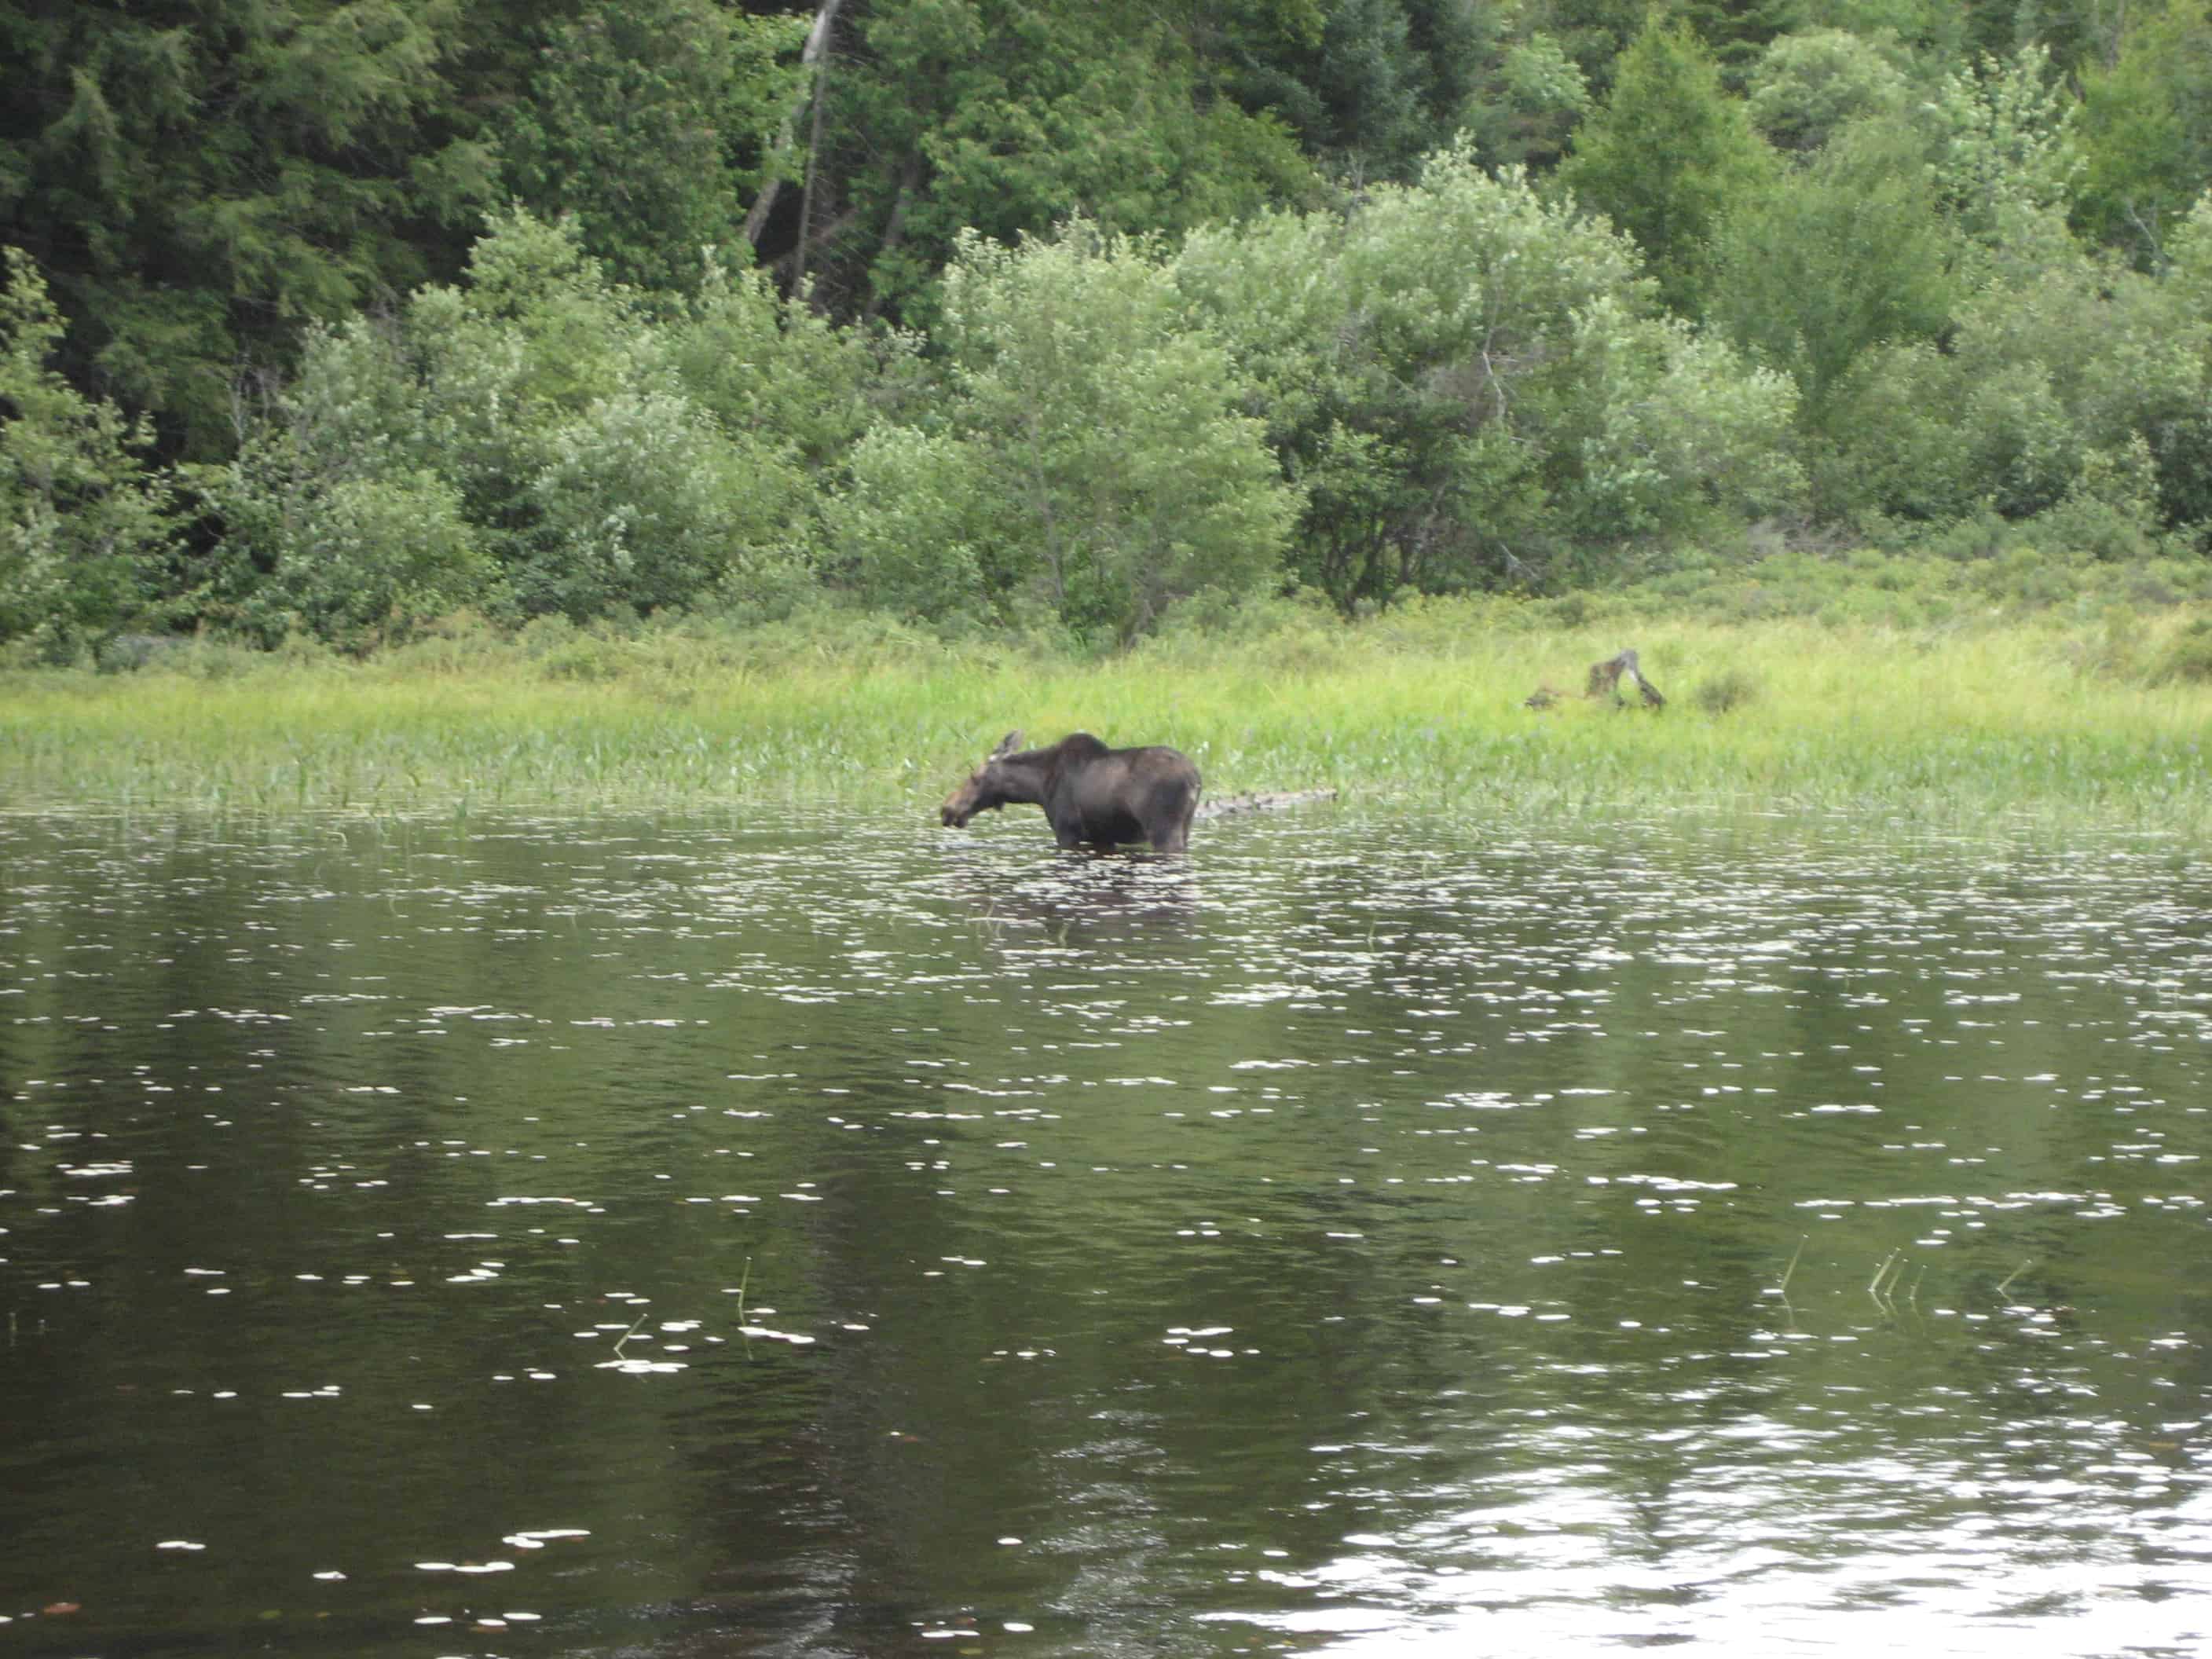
[1556,16,1778,316]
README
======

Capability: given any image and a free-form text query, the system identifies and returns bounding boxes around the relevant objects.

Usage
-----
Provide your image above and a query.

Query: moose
[939,731,1203,853]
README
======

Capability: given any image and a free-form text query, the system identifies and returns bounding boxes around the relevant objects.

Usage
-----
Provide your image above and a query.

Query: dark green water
[3,806,2210,1657]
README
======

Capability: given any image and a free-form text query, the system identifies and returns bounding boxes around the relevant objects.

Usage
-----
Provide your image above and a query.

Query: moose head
[939,731,1026,827]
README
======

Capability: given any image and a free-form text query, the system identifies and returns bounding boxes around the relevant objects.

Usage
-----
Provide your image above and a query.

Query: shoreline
[2,613,2207,833]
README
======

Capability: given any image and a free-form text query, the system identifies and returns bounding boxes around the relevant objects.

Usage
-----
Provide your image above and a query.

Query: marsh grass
[3,603,2209,833]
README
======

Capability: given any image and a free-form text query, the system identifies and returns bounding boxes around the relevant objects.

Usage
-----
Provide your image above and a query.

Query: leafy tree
[211,454,491,650]
[1177,145,1804,606]
[1925,43,2082,270]
[832,222,1298,643]
[1525,0,1659,99]
[1553,295,1807,557]
[1710,115,1954,428]
[203,211,826,640]
[827,424,995,628]
[1793,0,1968,60]
[1813,222,2212,532]
[1555,17,1778,315]
[2110,195,2212,526]
[520,388,810,621]
[192,301,501,646]
[1743,26,1913,152]
[2075,2,2212,266]
[1956,0,2030,57]
[661,253,901,474]
[2015,0,2133,79]
[1460,31,1592,171]
[0,247,174,656]
[1242,0,1423,178]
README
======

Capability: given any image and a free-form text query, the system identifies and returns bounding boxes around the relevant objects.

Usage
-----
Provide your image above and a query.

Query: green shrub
[1691,667,1760,714]
[2149,617,2212,685]
[519,390,811,622]
[259,470,493,650]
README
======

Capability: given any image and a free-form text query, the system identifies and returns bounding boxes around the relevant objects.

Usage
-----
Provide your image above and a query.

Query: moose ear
[990,731,1023,759]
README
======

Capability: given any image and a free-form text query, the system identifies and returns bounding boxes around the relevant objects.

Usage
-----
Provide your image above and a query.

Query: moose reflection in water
[939,730,1202,852]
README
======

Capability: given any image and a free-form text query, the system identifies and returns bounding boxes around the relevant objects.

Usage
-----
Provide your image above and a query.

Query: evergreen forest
[10,0,2212,660]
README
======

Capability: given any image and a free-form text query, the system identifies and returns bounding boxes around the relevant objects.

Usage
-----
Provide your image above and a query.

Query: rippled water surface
[4,806,2211,1657]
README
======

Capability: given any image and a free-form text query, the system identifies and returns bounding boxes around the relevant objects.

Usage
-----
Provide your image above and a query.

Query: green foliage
[2075,2,2212,265]
[2148,615,2212,683]
[17,0,2212,655]
[1743,26,1912,151]
[826,425,993,629]
[1711,115,1955,422]
[189,306,494,649]
[500,0,806,294]
[0,0,500,458]
[1459,32,1592,170]
[233,468,490,651]
[1258,0,1427,175]
[2141,195,2212,524]
[520,390,810,622]
[203,212,829,641]
[1793,0,1965,55]
[1809,203,2212,533]
[1555,17,1779,315]
[0,248,174,658]
[832,222,1298,644]
[1674,0,1809,87]
[1227,0,1493,181]
[1690,665,1760,713]
[1558,298,1807,553]
[1529,0,1660,98]
[1924,44,2082,273]
[823,0,1317,323]
[1177,145,1803,605]
[662,255,898,472]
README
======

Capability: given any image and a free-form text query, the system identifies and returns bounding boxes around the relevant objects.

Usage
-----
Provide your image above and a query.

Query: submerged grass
[2,606,2208,834]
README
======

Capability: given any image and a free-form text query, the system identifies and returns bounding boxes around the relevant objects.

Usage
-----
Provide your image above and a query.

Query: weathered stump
[1526,649,1664,711]
[1585,648,1664,709]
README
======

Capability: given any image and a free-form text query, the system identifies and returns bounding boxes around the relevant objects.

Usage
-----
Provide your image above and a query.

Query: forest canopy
[8,0,2212,658]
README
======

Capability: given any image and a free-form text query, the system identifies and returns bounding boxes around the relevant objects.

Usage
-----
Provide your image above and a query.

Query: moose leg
[1152,803,1196,854]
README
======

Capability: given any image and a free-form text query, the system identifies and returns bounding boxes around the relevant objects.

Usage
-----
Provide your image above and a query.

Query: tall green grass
[3,605,2208,833]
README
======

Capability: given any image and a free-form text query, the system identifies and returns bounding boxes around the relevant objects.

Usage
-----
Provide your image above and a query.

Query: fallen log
[1195,787,1340,822]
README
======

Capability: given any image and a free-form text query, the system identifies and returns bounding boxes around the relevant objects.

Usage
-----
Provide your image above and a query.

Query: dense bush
[831,222,1299,645]
[0,250,175,661]
[197,213,838,645]
[1177,145,1803,610]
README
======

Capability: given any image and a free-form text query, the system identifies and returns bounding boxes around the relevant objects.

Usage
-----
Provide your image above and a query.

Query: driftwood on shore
[1524,648,1664,711]
[1195,787,1340,822]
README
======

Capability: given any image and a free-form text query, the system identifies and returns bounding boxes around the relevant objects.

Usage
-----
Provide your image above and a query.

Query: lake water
[4,804,2210,1657]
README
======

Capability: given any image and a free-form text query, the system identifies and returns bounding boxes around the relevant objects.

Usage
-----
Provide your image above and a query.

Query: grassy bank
[2,602,2209,833]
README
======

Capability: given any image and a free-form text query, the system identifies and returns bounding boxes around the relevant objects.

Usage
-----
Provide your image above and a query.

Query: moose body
[940,731,1202,853]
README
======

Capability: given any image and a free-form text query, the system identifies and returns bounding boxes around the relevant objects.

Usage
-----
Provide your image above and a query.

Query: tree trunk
[743,0,847,251]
